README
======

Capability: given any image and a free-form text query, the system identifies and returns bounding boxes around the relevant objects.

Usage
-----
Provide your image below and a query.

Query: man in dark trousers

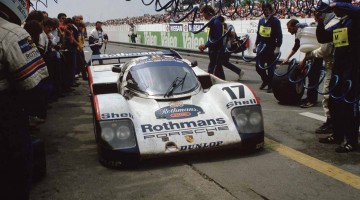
[253,3,283,93]
[88,21,108,65]
[0,0,48,199]
[198,5,225,80]
[129,23,137,43]
[316,0,359,153]
[218,15,245,81]
[282,18,323,108]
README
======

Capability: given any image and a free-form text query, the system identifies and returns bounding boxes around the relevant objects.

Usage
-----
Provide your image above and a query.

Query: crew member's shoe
[259,82,267,90]
[300,101,317,108]
[315,122,333,134]
[238,70,245,81]
[318,135,342,144]
[335,143,358,153]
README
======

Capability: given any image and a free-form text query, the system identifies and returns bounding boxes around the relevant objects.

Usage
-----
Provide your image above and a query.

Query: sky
[30,0,165,22]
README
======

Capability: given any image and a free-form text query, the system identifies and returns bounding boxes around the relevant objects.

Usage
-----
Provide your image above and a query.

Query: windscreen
[126,60,199,96]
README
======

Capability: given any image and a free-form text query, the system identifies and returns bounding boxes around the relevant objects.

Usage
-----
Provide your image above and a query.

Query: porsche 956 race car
[88,49,264,168]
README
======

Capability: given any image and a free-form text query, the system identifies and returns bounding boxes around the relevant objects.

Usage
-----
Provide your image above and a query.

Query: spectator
[128,23,137,43]
[88,21,108,65]
[63,18,80,89]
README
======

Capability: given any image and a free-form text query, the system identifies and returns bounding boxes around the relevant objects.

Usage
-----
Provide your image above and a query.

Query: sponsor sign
[136,31,207,50]
[180,141,224,151]
[101,112,134,120]
[169,23,183,32]
[155,103,204,119]
[188,23,205,32]
[141,118,229,140]
[226,99,257,109]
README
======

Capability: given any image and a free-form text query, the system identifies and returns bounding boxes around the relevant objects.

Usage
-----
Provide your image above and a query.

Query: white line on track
[299,112,326,122]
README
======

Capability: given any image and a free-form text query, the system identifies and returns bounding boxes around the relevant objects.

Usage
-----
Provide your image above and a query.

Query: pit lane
[29,43,360,200]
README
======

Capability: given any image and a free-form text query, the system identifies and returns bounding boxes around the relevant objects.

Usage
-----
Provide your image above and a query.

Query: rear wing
[90,49,182,65]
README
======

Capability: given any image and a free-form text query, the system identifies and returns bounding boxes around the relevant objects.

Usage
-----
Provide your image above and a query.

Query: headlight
[249,112,262,126]
[231,105,264,134]
[99,120,136,149]
[101,127,115,142]
[116,126,131,140]
[235,113,248,126]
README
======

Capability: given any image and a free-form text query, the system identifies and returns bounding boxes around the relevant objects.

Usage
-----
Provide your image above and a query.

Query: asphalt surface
[29,43,360,200]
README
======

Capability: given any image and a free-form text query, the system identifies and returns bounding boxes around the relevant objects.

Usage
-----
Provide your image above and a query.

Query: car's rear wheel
[272,65,304,104]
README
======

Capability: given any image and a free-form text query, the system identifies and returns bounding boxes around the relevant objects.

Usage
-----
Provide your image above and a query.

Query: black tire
[272,65,304,104]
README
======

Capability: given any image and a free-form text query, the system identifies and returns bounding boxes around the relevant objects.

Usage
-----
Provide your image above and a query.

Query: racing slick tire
[32,135,46,182]
[272,65,304,105]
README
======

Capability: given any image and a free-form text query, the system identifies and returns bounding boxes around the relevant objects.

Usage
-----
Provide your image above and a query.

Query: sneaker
[238,70,245,81]
[318,135,342,144]
[335,143,358,153]
[300,101,316,108]
[259,82,267,90]
[315,122,333,134]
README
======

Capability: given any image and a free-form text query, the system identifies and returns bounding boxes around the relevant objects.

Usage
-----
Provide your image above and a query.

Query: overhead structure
[26,0,58,12]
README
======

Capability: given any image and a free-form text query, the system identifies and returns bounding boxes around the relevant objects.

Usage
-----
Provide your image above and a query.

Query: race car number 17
[222,85,245,99]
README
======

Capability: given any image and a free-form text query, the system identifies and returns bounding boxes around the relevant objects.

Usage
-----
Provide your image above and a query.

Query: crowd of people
[1,0,359,199]
[21,11,92,130]
[0,0,108,198]
[199,2,359,154]
[92,0,360,26]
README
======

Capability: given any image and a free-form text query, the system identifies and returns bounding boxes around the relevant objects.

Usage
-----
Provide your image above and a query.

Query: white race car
[88,49,264,168]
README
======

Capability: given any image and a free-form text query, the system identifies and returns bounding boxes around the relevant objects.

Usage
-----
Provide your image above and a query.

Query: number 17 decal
[222,85,245,99]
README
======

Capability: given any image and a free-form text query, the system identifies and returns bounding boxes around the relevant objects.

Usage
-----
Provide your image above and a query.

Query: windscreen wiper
[164,72,187,97]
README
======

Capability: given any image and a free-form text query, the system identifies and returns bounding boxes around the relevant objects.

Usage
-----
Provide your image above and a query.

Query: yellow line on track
[265,137,360,190]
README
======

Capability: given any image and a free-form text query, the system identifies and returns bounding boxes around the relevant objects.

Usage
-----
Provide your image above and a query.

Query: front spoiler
[97,131,264,167]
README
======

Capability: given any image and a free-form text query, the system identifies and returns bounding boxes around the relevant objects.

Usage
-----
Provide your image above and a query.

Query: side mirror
[191,61,198,67]
[112,64,122,73]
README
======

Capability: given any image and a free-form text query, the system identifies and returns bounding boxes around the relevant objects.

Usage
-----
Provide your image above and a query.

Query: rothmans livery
[0,17,48,91]
[88,49,264,168]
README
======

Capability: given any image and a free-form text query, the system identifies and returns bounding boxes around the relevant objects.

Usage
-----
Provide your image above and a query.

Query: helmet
[0,0,28,24]
[315,0,332,13]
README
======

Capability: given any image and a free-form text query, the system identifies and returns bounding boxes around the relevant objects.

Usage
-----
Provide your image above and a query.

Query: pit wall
[88,18,316,61]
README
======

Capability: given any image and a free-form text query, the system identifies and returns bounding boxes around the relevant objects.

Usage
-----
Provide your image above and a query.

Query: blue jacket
[316,4,359,88]
[205,16,223,49]
[255,15,283,53]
